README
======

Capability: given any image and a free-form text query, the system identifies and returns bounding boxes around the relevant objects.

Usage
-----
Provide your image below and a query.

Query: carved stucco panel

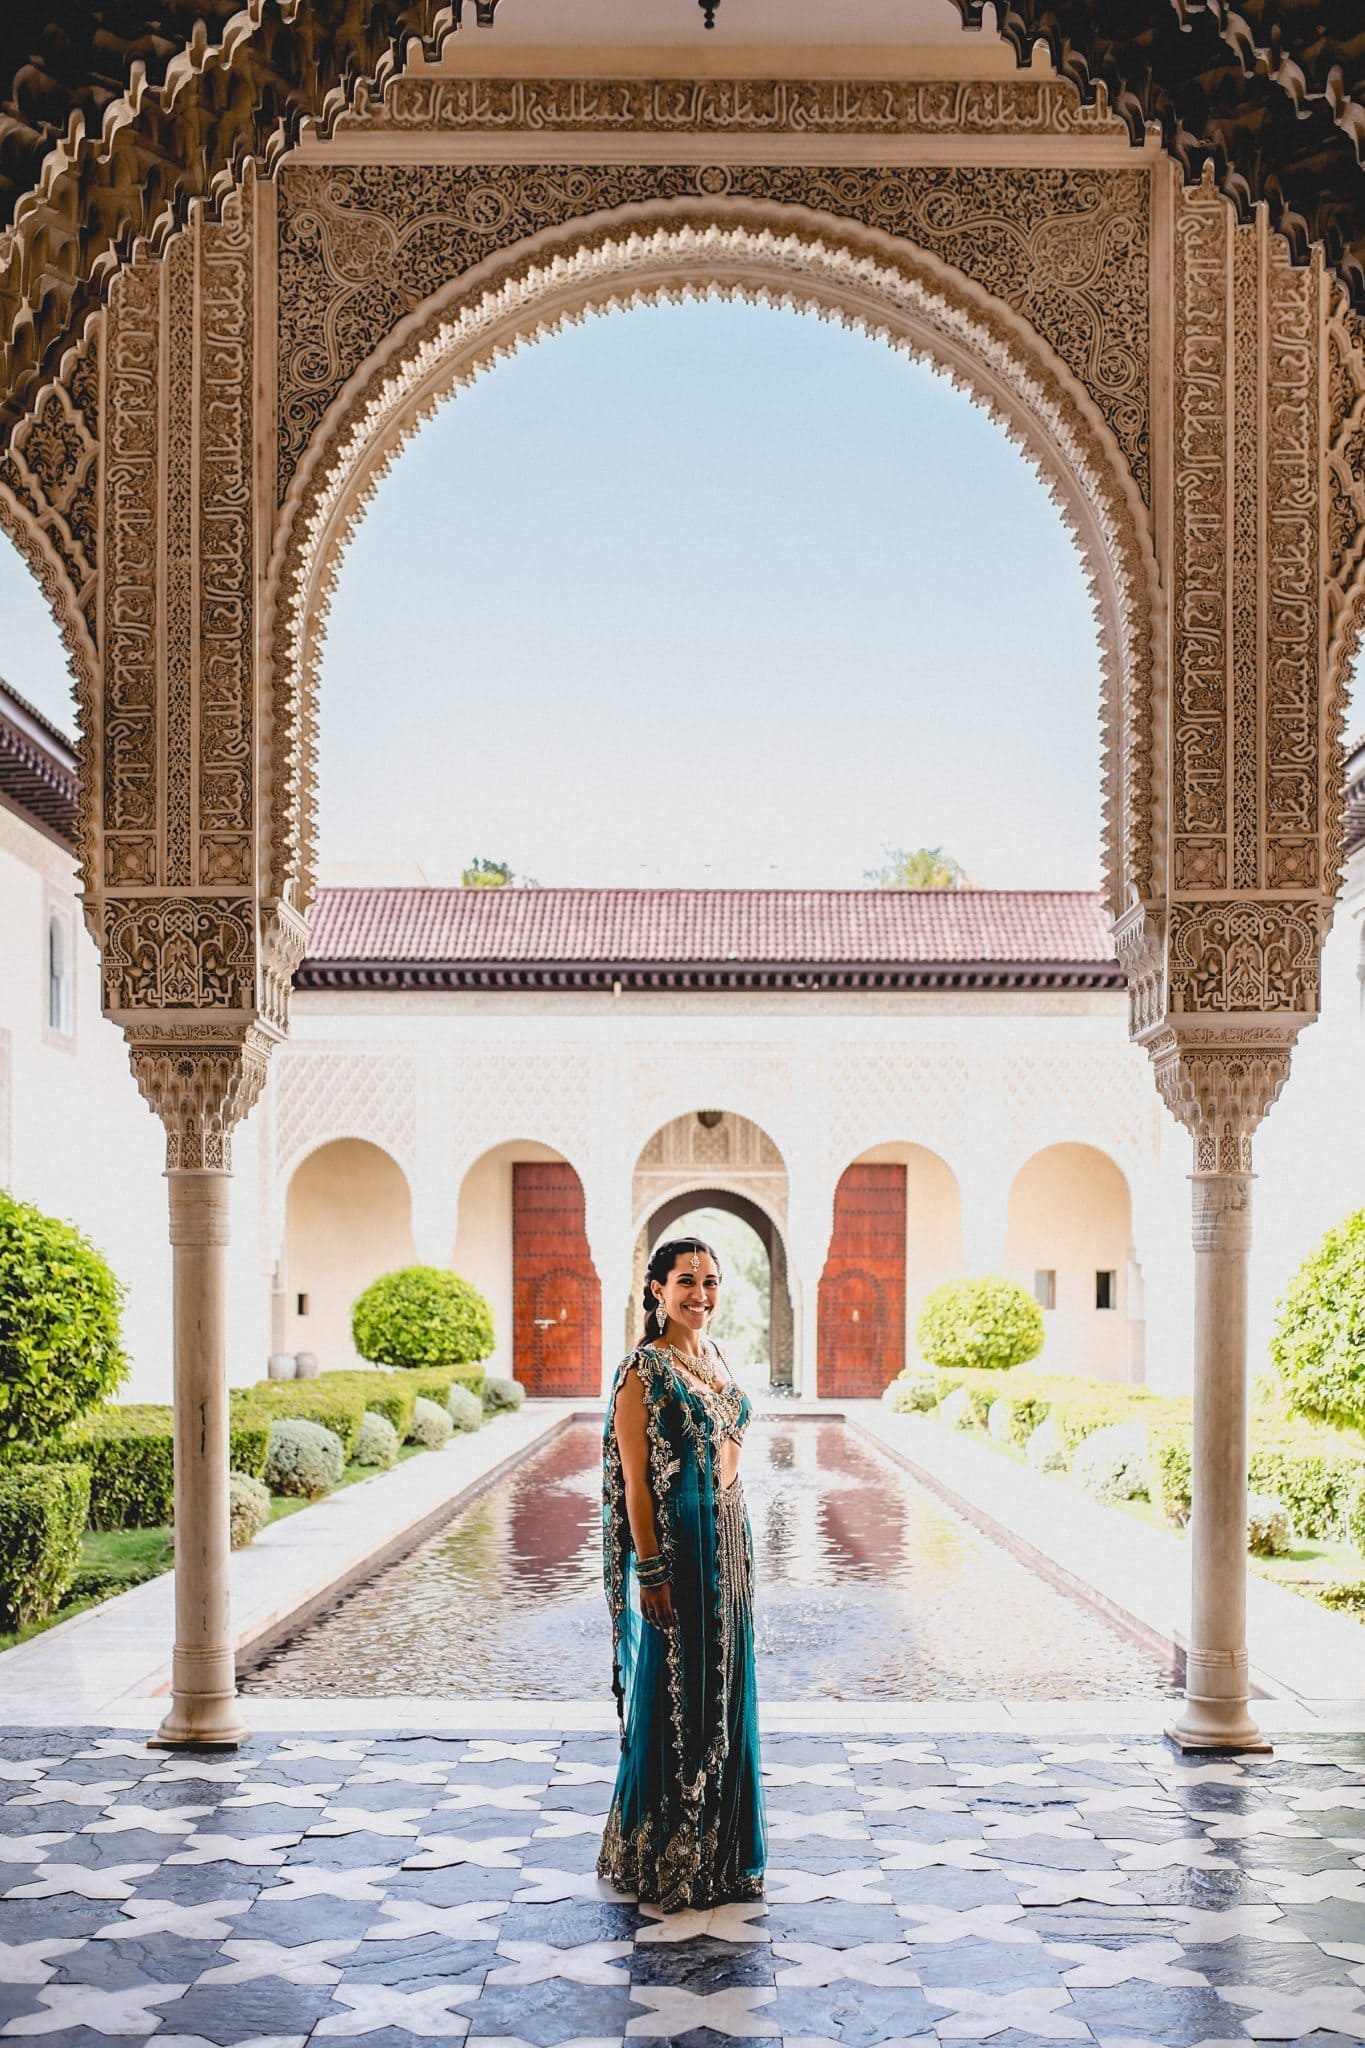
[275,160,1148,506]
[447,1048,595,1183]
[272,1044,422,1184]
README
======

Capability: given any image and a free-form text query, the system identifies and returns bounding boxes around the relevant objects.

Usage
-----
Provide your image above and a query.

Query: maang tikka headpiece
[691,1250,701,1272]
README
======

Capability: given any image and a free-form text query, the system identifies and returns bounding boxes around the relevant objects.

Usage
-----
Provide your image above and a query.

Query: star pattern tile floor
[1,1729,1364,2044]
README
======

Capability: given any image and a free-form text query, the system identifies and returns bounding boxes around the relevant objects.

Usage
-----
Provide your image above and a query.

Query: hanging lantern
[700,0,719,24]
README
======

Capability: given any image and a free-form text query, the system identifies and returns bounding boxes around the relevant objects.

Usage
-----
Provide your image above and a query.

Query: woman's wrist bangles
[635,1552,670,1589]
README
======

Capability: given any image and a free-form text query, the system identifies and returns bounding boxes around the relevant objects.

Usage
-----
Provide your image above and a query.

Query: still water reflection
[242,1419,1178,1699]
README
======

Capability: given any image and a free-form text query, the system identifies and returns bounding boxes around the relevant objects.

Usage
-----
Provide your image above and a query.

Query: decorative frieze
[102,258,161,892]
[348,75,1125,139]
[102,898,256,1014]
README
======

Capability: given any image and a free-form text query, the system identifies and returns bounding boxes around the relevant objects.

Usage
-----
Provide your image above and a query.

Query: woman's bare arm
[613,1365,676,1630]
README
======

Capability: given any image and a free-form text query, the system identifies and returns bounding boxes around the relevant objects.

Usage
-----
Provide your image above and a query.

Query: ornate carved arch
[0,473,99,905]
[265,200,1163,954]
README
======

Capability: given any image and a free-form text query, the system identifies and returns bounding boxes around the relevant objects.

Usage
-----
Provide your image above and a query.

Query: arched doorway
[282,1138,415,1370]
[635,1188,794,1392]
[1004,1142,1141,1383]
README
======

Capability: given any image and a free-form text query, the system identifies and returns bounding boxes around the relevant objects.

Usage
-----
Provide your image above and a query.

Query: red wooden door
[512,1162,601,1396]
[817,1163,906,1397]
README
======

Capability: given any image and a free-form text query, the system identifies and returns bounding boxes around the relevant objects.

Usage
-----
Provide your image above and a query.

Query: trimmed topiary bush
[483,1375,525,1413]
[352,1267,495,1372]
[408,1395,453,1449]
[1247,1492,1293,1557]
[1071,1423,1150,1505]
[42,1404,270,1530]
[1270,1209,1365,1433]
[355,1410,401,1469]
[917,1278,1044,1374]
[229,1472,272,1549]
[446,1384,483,1433]
[264,1418,345,1498]
[0,1461,90,1628]
[1317,1579,1365,1613]
[0,1192,128,1460]
[884,1373,938,1415]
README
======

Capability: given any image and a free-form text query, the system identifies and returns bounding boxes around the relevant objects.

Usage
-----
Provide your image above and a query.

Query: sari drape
[597,1343,767,1910]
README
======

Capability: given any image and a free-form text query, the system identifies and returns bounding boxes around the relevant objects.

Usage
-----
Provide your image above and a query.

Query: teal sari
[598,1342,767,1910]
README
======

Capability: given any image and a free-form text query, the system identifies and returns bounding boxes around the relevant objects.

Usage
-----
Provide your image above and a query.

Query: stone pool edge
[850,1403,1365,1727]
[0,1400,582,1724]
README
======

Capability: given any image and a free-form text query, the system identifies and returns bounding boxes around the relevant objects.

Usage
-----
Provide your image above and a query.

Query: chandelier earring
[655,1298,668,1333]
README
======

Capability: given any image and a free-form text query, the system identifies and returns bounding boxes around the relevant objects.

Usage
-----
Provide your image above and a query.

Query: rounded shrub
[229,1472,272,1550]
[409,1395,454,1449]
[0,1192,127,1459]
[483,1375,525,1413]
[883,1373,938,1415]
[1026,1415,1068,1473]
[447,1384,483,1433]
[355,1410,400,1469]
[351,1267,494,1372]
[1247,1492,1293,1557]
[1071,1423,1150,1505]
[916,1278,1044,1374]
[937,1386,975,1431]
[264,1418,345,1499]
[1270,1210,1365,1433]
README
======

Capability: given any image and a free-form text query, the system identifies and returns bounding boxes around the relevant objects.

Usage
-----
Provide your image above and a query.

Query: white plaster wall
[0,805,174,1400]
[1003,1142,1135,1381]
[449,1139,567,1379]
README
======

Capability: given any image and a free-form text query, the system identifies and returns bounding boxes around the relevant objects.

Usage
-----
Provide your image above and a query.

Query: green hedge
[234,1381,366,1460]
[409,1363,486,1408]
[1148,1426,1365,1541]
[1047,1388,1188,1460]
[313,1369,417,1441]
[44,1405,270,1530]
[931,1366,1016,1425]
[0,1461,90,1628]
[0,1191,128,1459]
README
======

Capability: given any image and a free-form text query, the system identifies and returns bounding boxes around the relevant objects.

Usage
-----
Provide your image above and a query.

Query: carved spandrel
[276,161,1150,505]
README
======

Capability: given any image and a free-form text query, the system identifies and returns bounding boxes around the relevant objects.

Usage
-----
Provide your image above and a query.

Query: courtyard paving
[3,1723,1365,2045]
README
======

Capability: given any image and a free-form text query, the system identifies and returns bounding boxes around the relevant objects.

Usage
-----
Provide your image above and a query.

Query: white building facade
[6,679,1365,1407]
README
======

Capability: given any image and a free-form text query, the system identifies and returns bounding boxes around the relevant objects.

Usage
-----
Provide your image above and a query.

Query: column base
[1165,1694,1272,1754]
[149,1682,251,1749]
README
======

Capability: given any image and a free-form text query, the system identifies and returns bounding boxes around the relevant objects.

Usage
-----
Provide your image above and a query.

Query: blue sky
[0,297,1223,889]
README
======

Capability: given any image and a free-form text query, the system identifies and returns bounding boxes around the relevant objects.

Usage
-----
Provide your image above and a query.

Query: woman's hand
[640,1580,676,1630]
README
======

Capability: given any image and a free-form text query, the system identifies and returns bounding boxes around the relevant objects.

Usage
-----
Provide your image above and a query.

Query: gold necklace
[657,1341,725,1395]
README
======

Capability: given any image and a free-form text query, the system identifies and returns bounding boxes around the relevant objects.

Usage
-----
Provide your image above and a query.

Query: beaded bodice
[647,1341,752,1445]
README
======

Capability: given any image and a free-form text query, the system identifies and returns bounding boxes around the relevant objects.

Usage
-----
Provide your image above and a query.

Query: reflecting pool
[241,1418,1180,1699]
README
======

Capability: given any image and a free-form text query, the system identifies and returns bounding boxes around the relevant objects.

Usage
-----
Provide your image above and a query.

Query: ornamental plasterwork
[995,1049,1159,1170]
[447,1048,595,1182]
[825,1045,973,1167]
[343,76,1126,141]
[628,1047,798,1164]
[631,1109,789,1233]
[275,160,1149,503]
[271,1045,422,1186]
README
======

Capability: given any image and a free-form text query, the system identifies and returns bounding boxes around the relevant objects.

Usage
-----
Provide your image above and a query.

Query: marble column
[149,1169,249,1749]
[1166,1171,1268,1752]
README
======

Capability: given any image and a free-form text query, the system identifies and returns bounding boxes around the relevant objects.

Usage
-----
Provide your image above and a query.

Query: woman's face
[653,1249,722,1336]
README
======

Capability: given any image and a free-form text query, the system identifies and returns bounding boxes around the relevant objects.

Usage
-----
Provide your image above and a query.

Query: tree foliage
[865,844,972,889]
[462,857,513,888]
[916,1276,1044,1372]
[0,1192,127,1457]
[1270,1209,1365,1433]
[351,1265,496,1369]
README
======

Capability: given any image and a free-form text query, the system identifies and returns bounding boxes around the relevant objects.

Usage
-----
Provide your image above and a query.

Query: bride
[597,1236,767,1909]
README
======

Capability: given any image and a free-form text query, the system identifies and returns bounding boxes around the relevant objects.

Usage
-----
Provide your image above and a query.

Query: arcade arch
[281,1138,415,1370]
[450,1139,600,1391]
[1004,1143,1141,1383]
[633,1188,795,1393]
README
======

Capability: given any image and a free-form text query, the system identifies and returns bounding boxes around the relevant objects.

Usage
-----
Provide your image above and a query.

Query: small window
[47,913,72,1036]
[1096,1269,1117,1311]
[1033,1269,1056,1311]
[296,1293,309,1317]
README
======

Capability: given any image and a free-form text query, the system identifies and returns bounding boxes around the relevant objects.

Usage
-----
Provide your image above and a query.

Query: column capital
[127,1023,277,1172]
[1141,1022,1299,1174]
